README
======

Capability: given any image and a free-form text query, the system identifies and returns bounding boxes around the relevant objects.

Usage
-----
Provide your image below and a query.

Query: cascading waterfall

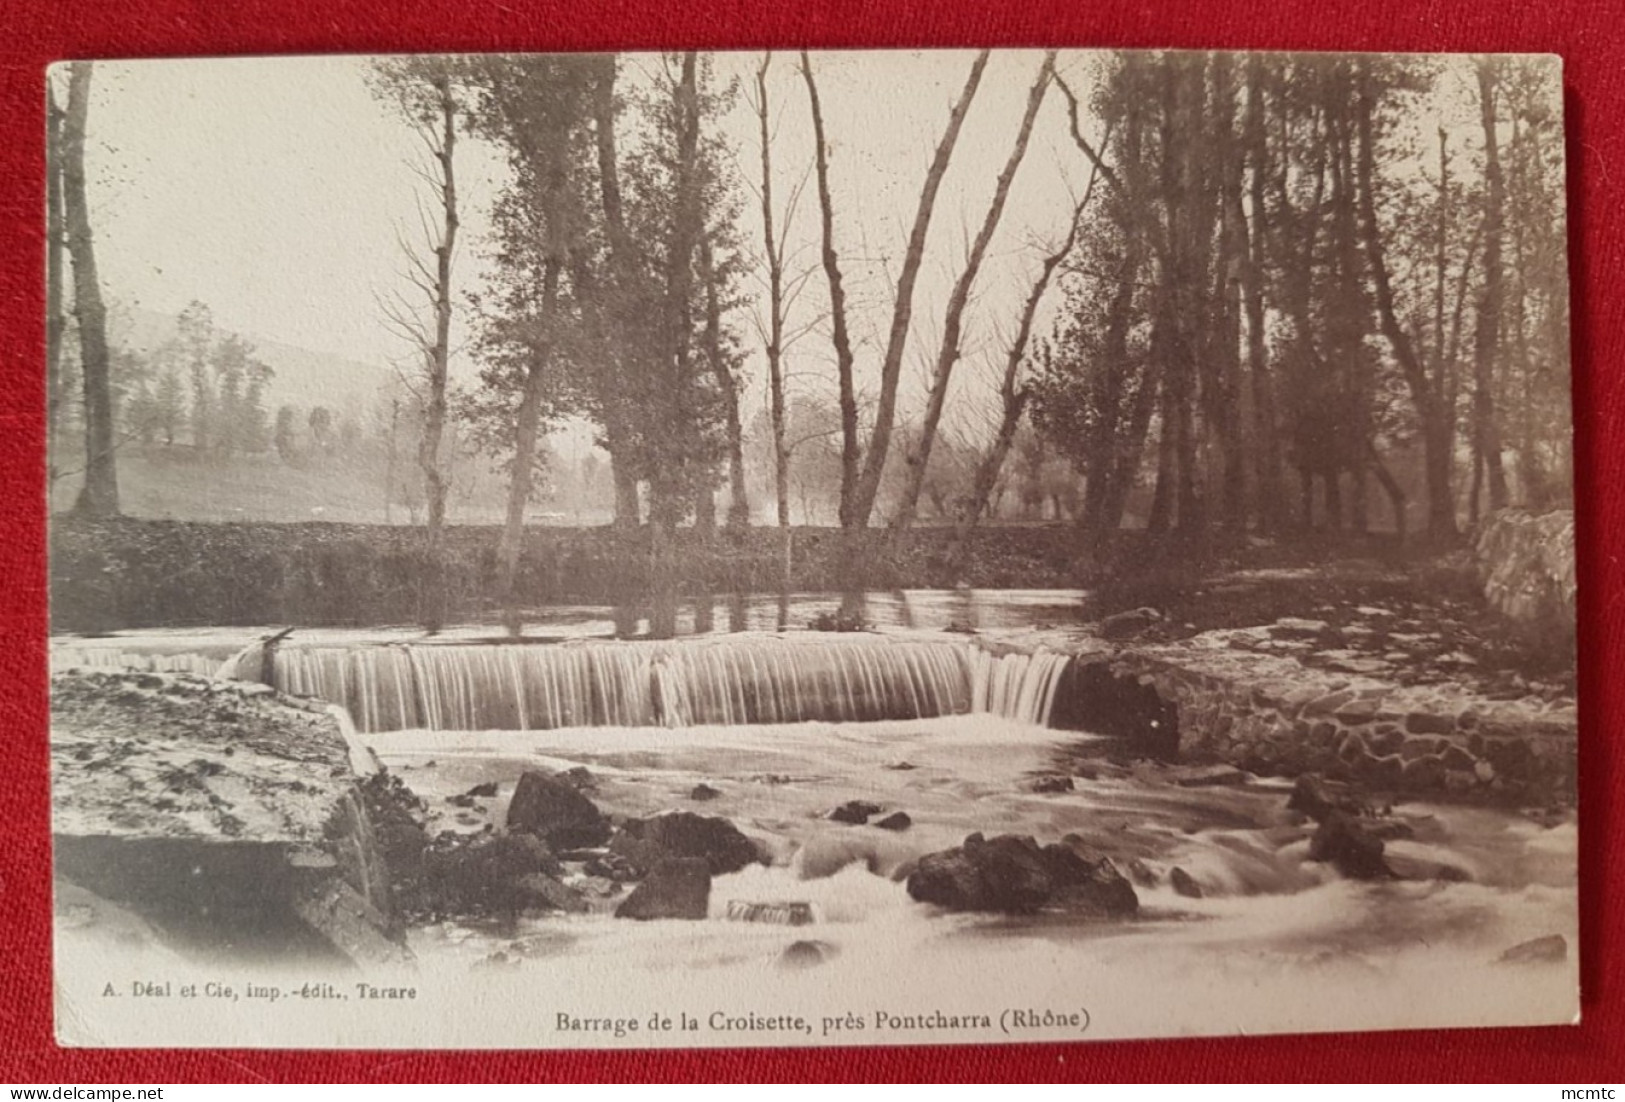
[968,647,1072,727]
[50,648,223,678]
[262,637,1071,734]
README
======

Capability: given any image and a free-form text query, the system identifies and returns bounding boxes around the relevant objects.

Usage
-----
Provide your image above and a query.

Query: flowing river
[49,591,1578,1046]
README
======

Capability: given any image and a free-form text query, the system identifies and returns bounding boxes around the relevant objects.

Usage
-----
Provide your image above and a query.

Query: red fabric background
[3,0,1620,1082]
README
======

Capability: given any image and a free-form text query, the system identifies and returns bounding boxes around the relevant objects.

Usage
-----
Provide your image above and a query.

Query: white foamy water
[326,715,1575,1043]
[57,633,1076,733]
[50,617,1577,1048]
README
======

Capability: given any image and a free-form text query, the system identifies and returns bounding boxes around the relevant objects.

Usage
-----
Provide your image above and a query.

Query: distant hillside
[50,443,399,523]
[120,307,394,418]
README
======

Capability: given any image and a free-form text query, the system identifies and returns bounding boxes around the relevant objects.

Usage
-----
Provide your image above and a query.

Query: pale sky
[63,49,1517,448]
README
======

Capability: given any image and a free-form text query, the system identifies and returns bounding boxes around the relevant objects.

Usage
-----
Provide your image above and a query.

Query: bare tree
[62,62,119,517]
[799,51,861,528]
[952,165,1098,552]
[847,50,990,528]
[1356,65,1458,539]
[372,58,462,631]
[649,51,704,540]
[756,53,792,539]
[1471,56,1511,518]
[893,53,1053,528]
[698,235,749,528]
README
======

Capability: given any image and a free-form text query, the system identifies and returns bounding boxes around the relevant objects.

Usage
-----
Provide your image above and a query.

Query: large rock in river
[1041,834,1141,916]
[614,858,711,920]
[1307,812,1392,880]
[505,770,611,849]
[609,811,763,876]
[1287,775,1392,881]
[906,832,1138,916]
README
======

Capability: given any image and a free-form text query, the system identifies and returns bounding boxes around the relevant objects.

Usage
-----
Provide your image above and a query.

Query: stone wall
[1054,636,1576,807]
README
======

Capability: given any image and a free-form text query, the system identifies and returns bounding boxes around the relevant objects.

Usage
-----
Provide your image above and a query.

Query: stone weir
[1019,628,1577,808]
[56,620,1576,807]
[265,635,1073,733]
[51,668,407,967]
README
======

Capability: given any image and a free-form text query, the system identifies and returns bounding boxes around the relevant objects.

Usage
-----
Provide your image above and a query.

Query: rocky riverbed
[52,677,1578,1047]
[329,714,1577,1036]
[49,537,1581,1046]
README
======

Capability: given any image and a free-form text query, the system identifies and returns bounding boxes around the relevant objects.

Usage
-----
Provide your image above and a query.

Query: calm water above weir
[51,588,1090,655]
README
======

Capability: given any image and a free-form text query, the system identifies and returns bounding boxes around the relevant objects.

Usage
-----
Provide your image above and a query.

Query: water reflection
[51,590,1090,655]
[649,584,678,640]
[611,604,641,639]
[596,588,1085,639]
[892,589,917,630]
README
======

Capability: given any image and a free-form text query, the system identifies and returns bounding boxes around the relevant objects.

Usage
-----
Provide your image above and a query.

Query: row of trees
[374,51,1566,570]
[740,399,1073,526]
[1028,52,1569,550]
[372,50,1066,615]
[47,295,278,468]
[54,52,1571,606]
[371,54,757,623]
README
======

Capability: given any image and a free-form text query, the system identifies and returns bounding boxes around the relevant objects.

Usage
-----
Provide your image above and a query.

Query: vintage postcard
[47,48,1577,1048]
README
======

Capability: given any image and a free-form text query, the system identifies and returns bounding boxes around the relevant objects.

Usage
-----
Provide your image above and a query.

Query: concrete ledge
[51,668,409,964]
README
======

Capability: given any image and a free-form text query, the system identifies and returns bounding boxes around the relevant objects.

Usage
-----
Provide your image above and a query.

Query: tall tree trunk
[611,449,640,526]
[848,50,989,528]
[497,75,579,626]
[800,52,861,528]
[1105,359,1159,534]
[1509,124,1551,508]
[699,237,748,527]
[418,70,459,632]
[63,62,119,517]
[1147,367,1176,535]
[1474,58,1510,512]
[46,84,65,491]
[498,258,562,630]
[1354,64,1456,539]
[1210,53,1247,534]
[1154,56,1206,537]
[1328,97,1372,536]
[1080,245,1142,534]
[1241,59,1283,533]
[592,56,643,531]
[1432,129,1451,382]
[756,54,791,534]
[893,53,1050,529]
[950,163,1094,557]
[649,52,703,549]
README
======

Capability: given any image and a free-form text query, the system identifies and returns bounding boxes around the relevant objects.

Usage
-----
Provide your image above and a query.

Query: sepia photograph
[46,47,1577,1049]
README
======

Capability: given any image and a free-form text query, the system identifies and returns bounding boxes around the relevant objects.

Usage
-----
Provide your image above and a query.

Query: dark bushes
[50,517,1081,631]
